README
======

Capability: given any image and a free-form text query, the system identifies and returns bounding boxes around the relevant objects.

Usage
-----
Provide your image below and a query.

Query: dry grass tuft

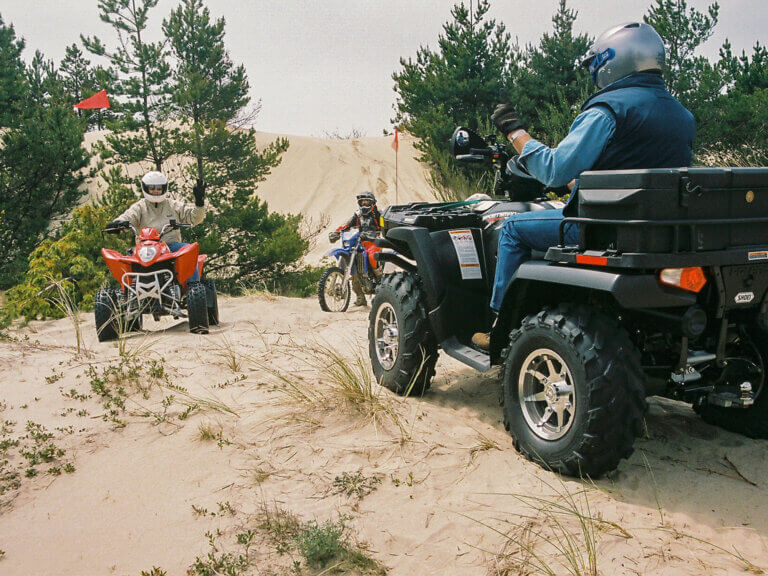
[211,334,245,373]
[469,431,501,462]
[262,341,406,437]
[484,478,631,576]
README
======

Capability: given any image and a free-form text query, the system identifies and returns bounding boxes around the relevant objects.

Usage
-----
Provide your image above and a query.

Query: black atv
[368,125,768,477]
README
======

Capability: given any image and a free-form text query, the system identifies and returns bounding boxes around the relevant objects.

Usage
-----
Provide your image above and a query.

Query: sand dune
[82,130,437,262]
[1,297,767,575]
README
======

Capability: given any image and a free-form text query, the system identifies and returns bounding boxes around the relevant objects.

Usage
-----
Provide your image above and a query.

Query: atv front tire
[187,282,209,334]
[501,305,647,477]
[368,272,437,396]
[94,288,120,342]
[318,266,351,312]
[203,278,219,326]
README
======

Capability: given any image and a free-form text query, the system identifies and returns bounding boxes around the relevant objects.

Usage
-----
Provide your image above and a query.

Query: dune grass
[262,341,406,437]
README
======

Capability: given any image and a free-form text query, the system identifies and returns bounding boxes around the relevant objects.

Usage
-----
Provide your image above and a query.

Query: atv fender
[197,254,207,278]
[173,242,200,287]
[385,226,452,341]
[491,260,698,361]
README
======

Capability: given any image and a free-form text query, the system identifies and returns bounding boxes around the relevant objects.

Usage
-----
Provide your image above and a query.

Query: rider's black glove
[491,103,525,137]
[105,219,128,231]
[329,231,340,243]
[193,179,206,207]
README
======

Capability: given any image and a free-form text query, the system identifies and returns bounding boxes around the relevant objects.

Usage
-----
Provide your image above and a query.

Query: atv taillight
[659,267,707,293]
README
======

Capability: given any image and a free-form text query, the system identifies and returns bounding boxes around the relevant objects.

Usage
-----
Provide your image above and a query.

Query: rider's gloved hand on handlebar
[193,179,206,207]
[491,103,525,137]
[105,220,129,231]
[329,231,340,243]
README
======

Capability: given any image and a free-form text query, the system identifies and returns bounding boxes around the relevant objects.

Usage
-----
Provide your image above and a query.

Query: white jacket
[117,197,206,244]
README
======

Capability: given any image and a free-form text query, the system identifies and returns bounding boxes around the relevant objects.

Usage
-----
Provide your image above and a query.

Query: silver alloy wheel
[374,302,399,371]
[324,270,349,312]
[518,348,576,441]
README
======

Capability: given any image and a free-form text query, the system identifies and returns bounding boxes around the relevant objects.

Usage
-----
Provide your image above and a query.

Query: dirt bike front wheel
[318,266,351,312]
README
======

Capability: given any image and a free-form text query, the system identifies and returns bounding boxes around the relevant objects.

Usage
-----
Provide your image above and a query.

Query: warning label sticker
[449,229,482,280]
[748,250,768,261]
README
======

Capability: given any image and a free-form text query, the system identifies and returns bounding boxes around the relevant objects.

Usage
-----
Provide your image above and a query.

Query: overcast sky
[2,0,767,136]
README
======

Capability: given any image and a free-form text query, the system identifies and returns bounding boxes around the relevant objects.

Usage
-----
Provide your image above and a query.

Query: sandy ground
[1,295,768,575]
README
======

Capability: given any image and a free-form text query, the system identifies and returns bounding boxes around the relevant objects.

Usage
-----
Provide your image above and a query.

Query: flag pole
[392,129,399,204]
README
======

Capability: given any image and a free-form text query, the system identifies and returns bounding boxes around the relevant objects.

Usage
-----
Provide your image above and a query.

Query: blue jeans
[489,209,579,311]
[167,242,200,282]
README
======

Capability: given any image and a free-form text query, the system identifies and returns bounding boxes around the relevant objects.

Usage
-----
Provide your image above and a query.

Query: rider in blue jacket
[473,22,696,350]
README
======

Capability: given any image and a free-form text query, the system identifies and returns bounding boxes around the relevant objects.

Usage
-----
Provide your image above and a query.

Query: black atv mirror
[450,126,490,163]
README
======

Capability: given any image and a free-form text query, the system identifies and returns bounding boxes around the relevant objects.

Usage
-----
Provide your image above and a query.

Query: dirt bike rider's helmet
[356,191,376,216]
[579,22,665,89]
[141,171,169,204]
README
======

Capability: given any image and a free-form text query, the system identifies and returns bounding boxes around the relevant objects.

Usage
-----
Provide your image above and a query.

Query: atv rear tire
[94,288,120,342]
[318,266,351,312]
[203,279,219,326]
[501,304,647,477]
[368,272,437,396]
[187,282,209,334]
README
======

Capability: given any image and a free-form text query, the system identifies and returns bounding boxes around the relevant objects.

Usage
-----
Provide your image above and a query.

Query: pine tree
[162,0,305,285]
[511,0,593,143]
[82,0,174,169]
[644,0,725,113]
[0,14,27,128]
[392,0,513,198]
[0,19,90,287]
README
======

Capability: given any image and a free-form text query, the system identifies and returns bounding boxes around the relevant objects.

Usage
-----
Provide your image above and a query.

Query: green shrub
[296,518,347,568]
[5,170,134,320]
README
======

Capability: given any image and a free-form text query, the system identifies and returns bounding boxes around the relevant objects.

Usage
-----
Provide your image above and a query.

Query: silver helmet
[580,22,665,89]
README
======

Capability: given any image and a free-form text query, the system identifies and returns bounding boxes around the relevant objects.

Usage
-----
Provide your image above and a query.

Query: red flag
[74,90,110,110]
[391,129,399,152]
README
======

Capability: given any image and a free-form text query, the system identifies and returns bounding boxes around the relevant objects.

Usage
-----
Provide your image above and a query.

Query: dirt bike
[318,229,382,312]
[94,220,218,341]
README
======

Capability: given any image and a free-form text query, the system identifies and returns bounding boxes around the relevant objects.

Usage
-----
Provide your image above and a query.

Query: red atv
[94,220,218,341]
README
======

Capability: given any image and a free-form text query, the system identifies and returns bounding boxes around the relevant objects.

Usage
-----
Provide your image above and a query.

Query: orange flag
[74,89,110,110]
[391,129,399,152]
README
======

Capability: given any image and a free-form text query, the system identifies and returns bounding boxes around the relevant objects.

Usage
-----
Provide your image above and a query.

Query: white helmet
[580,22,665,89]
[141,171,169,203]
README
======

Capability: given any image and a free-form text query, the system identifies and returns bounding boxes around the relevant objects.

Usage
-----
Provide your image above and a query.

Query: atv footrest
[441,336,491,372]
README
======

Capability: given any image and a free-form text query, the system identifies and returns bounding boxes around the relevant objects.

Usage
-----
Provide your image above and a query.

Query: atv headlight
[138,246,157,263]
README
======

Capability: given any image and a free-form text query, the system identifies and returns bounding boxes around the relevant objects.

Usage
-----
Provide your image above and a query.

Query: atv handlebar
[103,219,192,239]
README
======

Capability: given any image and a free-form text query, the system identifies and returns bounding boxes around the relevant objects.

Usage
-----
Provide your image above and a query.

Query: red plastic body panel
[196,254,207,277]
[140,227,161,241]
[101,248,133,286]
[362,240,382,269]
[173,242,200,287]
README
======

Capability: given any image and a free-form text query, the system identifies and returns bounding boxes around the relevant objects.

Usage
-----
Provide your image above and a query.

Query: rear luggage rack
[548,215,768,268]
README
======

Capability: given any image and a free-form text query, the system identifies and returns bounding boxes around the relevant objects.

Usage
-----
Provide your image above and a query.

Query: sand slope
[1,297,767,575]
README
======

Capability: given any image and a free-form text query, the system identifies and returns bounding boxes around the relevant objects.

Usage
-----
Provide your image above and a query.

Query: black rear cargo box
[576,167,768,253]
